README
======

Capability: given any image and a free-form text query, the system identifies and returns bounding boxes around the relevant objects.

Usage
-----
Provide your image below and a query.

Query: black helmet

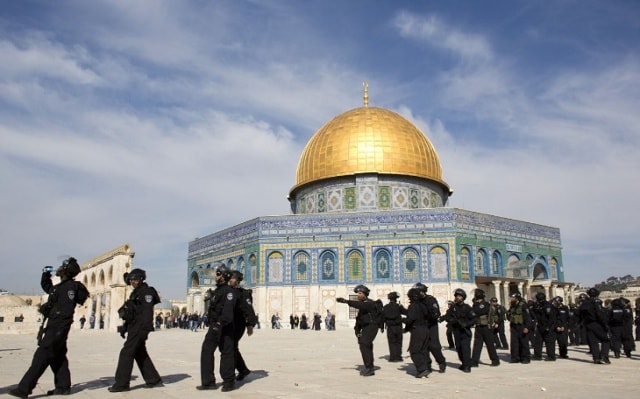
[407,288,422,301]
[215,264,232,281]
[474,289,485,300]
[454,288,467,300]
[387,291,399,300]
[553,296,563,303]
[124,268,146,285]
[578,293,588,301]
[354,284,370,296]
[412,282,428,293]
[230,270,244,282]
[535,292,546,301]
[490,297,498,303]
[509,292,522,300]
[58,257,81,278]
[587,287,600,298]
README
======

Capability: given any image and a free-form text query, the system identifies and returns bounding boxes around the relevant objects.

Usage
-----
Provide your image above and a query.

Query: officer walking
[507,292,533,364]
[198,265,237,391]
[10,257,89,398]
[109,268,162,392]
[579,288,611,364]
[337,285,380,376]
[403,288,431,378]
[382,291,404,362]
[445,288,476,373]
[470,289,500,367]
[532,292,557,361]
[609,297,633,358]
[228,270,257,382]
[413,283,446,373]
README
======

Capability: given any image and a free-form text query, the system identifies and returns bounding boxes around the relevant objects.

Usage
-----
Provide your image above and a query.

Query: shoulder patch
[145,295,153,303]
[67,290,75,300]
[227,292,234,301]
[246,298,252,305]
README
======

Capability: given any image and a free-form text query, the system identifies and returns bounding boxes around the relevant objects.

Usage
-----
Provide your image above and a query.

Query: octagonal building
[187,91,571,327]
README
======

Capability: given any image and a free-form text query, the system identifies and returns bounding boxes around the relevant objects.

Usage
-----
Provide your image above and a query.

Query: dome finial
[363,81,369,107]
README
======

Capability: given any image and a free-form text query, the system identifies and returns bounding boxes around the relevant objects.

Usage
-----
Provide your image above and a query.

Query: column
[517,282,525,299]
[95,293,103,330]
[502,283,510,305]
[103,291,111,331]
[491,280,501,302]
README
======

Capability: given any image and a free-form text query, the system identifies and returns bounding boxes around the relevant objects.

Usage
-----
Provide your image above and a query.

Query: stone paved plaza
[1,326,637,399]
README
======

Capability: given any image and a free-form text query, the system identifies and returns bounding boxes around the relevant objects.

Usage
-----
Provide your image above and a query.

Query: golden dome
[292,106,448,192]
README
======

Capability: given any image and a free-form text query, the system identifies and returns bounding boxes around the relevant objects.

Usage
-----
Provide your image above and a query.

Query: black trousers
[610,325,633,355]
[446,325,455,349]
[234,325,250,374]
[452,328,472,368]
[114,330,161,388]
[494,323,508,349]
[408,325,430,373]
[385,324,403,361]
[586,322,610,361]
[509,324,530,362]
[426,323,446,368]
[533,326,556,359]
[200,324,235,386]
[555,328,568,357]
[357,324,379,369]
[18,324,71,395]
[472,325,499,364]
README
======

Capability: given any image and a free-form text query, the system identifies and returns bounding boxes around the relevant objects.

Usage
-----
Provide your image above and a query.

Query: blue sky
[1,1,639,300]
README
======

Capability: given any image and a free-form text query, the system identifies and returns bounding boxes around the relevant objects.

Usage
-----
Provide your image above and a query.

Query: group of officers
[9,261,257,398]
[8,259,636,396]
[337,283,636,378]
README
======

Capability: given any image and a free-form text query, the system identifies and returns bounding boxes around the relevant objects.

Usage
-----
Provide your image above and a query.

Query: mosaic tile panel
[327,189,342,212]
[378,186,391,209]
[392,187,409,208]
[344,187,356,210]
[358,185,376,209]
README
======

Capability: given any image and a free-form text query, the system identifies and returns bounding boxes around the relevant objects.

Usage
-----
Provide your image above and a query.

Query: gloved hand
[336,297,347,303]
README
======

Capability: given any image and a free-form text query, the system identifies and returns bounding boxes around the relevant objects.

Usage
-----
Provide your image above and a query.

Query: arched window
[267,252,284,283]
[429,246,448,279]
[402,248,419,280]
[191,271,199,288]
[320,251,337,281]
[293,251,310,282]
[475,249,487,276]
[374,249,391,279]
[460,247,470,279]
[491,251,501,275]
[238,257,246,276]
[347,250,364,281]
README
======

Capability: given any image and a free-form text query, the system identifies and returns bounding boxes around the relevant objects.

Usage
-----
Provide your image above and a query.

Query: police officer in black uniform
[403,287,431,378]
[228,270,257,382]
[532,292,557,361]
[198,265,237,391]
[507,292,533,364]
[445,288,476,373]
[470,289,500,367]
[490,297,508,350]
[579,287,611,364]
[337,285,379,376]
[10,257,89,399]
[552,296,570,359]
[414,283,446,373]
[382,291,404,362]
[109,268,162,392]
[609,297,633,358]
